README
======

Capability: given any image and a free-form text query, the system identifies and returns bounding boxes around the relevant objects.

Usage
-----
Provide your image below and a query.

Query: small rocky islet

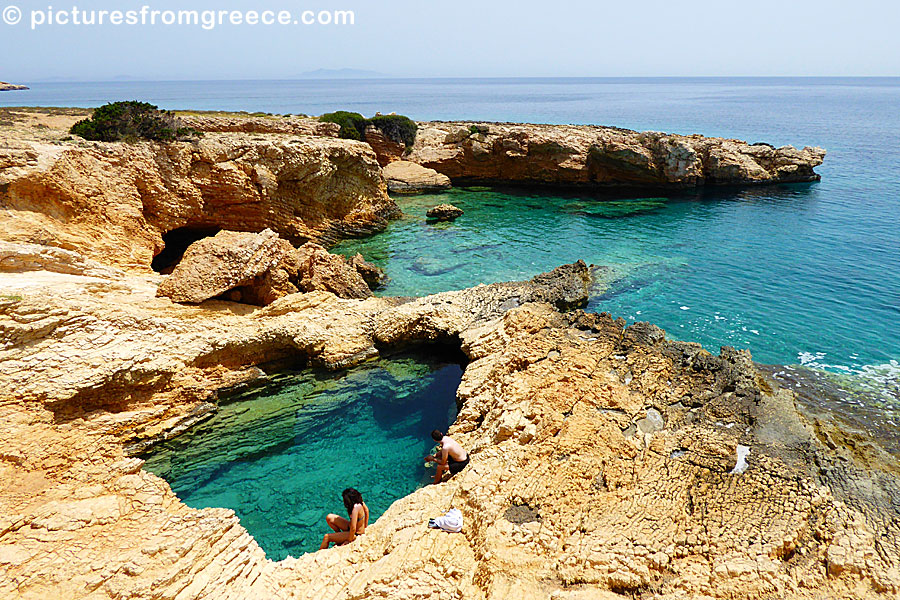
[0,81,29,92]
[2,107,897,599]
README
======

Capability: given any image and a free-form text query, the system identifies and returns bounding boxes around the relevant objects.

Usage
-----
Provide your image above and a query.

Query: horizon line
[14,75,900,84]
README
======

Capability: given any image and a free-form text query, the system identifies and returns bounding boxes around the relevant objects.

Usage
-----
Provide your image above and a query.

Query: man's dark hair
[431,429,443,442]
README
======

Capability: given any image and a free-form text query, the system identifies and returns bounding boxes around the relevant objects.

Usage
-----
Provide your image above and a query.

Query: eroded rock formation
[156,229,294,304]
[364,124,407,166]
[405,122,826,188]
[3,109,888,600]
[155,228,385,306]
[0,111,397,271]
[383,160,452,193]
[179,114,340,138]
[1,254,897,600]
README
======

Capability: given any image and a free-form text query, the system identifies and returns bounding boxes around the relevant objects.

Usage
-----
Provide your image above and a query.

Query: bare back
[350,502,369,534]
[440,436,467,462]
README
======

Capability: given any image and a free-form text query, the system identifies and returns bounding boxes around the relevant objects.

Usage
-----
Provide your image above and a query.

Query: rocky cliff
[0,109,396,271]
[403,122,826,188]
[0,244,896,600]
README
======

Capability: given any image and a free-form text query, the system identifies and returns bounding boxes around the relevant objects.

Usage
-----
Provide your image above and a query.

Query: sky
[1,0,899,81]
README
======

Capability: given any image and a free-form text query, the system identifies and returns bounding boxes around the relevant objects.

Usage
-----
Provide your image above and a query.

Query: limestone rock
[348,253,387,290]
[1,260,899,600]
[383,160,452,193]
[295,242,373,299]
[0,82,29,91]
[0,241,124,279]
[156,229,290,304]
[364,125,407,166]
[154,232,379,306]
[407,121,826,188]
[426,203,464,222]
[374,260,593,346]
[0,115,397,270]
[180,114,339,137]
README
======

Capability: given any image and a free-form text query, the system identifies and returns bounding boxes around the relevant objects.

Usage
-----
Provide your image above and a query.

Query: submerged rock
[426,203,464,222]
[383,160,452,193]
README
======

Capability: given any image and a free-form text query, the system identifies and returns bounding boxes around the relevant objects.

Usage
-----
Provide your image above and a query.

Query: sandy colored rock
[179,114,339,137]
[294,241,373,299]
[0,111,397,271]
[0,258,898,599]
[426,203,464,221]
[407,121,826,188]
[365,124,407,166]
[0,240,124,279]
[383,160,452,193]
[348,252,387,289]
[0,82,29,91]
[156,229,292,304]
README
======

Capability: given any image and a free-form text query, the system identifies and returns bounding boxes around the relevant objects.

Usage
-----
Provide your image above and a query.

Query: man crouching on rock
[425,429,469,484]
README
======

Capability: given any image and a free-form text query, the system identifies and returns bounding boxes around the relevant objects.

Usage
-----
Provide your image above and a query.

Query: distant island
[297,68,386,79]
[0,81,29,91]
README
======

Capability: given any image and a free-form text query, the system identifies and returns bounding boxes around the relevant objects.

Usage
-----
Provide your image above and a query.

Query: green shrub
[369,115,417,147]
[320,111,368,141]
[320,111,418,147]
[70,101,200,142]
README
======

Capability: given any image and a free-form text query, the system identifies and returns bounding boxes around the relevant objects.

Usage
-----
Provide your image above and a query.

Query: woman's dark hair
[431,429,443,442]
[342,487,364,516]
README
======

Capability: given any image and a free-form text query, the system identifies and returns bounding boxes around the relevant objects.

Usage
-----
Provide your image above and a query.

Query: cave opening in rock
[143,346,466,560]
[151,226,222,273]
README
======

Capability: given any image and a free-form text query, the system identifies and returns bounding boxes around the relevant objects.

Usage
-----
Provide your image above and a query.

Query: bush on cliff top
[369,115,417,148]
[70,101,200,142]
[320,111,417,147]
[319,111,369,141]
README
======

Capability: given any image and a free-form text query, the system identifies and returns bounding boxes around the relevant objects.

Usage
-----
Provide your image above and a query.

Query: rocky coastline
[0,109,397,270]
[3,107,896,600]
[0,82,29,92]
[379,121,826,190]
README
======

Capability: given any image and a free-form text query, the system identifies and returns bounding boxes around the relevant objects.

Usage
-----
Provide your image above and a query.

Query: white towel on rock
[433,508,463,533]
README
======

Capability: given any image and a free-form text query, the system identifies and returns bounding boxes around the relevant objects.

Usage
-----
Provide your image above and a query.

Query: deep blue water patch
[143,355,463,560]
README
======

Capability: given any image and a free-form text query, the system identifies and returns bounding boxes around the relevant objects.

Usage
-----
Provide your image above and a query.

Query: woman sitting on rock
[320,488,369,550]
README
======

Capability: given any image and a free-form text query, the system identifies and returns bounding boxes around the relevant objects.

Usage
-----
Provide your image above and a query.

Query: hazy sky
[2,0,898,80]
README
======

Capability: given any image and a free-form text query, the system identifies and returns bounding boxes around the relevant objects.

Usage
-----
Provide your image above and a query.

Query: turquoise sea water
[143,356,463,560]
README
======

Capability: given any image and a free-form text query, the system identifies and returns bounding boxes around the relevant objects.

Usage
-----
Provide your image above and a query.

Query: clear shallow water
[143,356,463,560]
